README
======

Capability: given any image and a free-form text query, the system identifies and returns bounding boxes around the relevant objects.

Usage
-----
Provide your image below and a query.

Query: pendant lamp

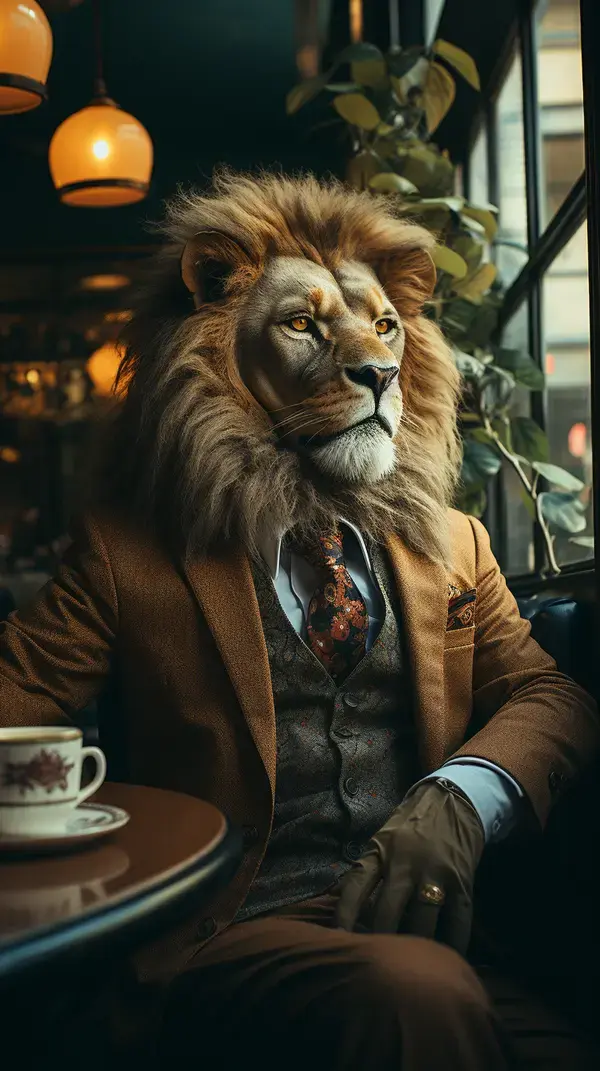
[49,0,152,207]
[0,0,53,114]
[86,340,123,396]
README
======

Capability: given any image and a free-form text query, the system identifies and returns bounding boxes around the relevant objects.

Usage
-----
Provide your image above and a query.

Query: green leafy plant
[287,39,592,574]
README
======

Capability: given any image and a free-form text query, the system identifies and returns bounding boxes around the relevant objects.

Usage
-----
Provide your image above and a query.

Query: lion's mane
[96,170,461,566]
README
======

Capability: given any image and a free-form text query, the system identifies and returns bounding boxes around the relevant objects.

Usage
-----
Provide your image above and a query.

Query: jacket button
[242,824,259,846]
[344,776,359,796]
[198,917,216,940]
[343,693,359,708]
[548,770,566,794]
[344,841,362,861]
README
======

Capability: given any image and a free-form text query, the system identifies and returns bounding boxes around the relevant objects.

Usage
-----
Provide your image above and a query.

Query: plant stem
[534,493,560,575]
[479,412,560,576]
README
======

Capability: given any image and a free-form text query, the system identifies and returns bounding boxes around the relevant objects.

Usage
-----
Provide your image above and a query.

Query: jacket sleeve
[449,516,600,828]
[0,513,118,728]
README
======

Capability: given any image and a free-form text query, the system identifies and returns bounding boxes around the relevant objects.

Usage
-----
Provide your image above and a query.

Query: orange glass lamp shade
[0,0,53,114]
[86,341,124,396]
[49,99,153,207]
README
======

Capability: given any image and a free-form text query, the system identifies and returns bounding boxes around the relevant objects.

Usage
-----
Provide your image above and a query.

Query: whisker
[268,401,305,414]
[278,416,330,442]
[304,420,334,446]
[270,410,311,433]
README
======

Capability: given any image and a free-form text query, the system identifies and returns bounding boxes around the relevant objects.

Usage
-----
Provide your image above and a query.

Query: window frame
[465,0,593,580]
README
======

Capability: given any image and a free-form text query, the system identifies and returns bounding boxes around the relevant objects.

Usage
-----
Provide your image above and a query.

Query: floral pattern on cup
[2,749,75,795]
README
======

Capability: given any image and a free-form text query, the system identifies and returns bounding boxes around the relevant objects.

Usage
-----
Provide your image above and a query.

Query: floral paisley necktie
[302,528,369,683]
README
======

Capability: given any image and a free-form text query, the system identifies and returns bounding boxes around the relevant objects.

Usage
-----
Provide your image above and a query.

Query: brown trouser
[157,891,597,1070]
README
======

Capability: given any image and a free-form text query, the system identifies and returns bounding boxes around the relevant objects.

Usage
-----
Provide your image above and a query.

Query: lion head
[98,170,461,565]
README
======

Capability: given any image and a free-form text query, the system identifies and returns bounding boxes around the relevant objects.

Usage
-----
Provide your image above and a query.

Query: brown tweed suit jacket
[0,507,598,980]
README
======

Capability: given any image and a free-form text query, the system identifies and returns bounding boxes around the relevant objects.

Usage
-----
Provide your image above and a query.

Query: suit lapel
[385,534,448,771]
[182,548,276,800]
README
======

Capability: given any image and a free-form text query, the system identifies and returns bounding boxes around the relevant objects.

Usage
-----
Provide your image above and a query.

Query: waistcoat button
[344,841,362,861]
[198,917,216,940]
[344,776,359,796]
[342,693,359,708]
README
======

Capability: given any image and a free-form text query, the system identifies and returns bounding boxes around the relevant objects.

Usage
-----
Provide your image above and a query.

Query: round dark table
[0,782,242,985]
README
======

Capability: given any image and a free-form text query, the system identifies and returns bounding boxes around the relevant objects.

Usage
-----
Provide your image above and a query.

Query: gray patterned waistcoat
[235,545,421,922]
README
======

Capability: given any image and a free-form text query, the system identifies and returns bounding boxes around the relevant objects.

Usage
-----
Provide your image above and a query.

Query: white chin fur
[310,424,396,484]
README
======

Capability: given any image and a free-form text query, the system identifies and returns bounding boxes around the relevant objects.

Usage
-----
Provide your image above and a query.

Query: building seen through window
[537,0,585,226]
[468,0,592,576]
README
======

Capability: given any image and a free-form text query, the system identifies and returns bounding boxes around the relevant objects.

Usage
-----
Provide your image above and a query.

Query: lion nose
[345,364,399,403]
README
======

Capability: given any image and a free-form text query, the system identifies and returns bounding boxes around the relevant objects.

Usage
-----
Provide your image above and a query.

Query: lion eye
[289,316,310,332]
[375,318,395,335]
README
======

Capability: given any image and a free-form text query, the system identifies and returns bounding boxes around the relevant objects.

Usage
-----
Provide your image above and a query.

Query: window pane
[469,125,489,206]
[536,0,585,227]
[542,222,594,566]
[495,55,528,288]
[501,304,535,576]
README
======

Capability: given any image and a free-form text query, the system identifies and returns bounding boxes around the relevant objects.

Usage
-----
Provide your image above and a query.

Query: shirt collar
[259,519,371,581]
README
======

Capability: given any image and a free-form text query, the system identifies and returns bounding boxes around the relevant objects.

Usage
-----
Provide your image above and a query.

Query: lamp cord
[92,0,107,99]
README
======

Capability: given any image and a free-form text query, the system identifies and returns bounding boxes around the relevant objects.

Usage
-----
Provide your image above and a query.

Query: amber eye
[375,318,394,335]
[289,316,310,332]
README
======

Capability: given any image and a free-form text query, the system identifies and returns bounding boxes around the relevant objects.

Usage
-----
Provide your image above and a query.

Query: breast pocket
[444,625,475,751]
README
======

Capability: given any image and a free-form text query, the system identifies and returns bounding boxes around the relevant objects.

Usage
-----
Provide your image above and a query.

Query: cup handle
[77,746,107,804]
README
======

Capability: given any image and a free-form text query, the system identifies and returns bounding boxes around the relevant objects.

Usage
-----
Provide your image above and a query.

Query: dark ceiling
[0,0,347,257]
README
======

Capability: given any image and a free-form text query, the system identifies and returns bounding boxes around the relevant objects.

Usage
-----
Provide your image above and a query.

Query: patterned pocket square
[447,586,476,631]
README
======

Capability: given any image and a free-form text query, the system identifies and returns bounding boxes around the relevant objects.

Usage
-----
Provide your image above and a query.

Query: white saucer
[0,803,130,854]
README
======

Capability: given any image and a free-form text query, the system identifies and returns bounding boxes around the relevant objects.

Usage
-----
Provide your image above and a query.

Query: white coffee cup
[0,727,106,838]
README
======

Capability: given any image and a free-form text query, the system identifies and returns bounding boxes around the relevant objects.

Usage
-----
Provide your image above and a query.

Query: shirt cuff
[417,760,523,843]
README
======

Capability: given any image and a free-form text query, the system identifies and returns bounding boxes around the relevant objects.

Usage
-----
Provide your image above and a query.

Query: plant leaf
[335,42,384,65]
[463,439,502,481]
[333,93,381,130]
[454,349,486,379]
[325,82,361,92]
[431,244,468,279]
[286,73,329,114]
[494,348,544,390]
[469,299,500,347]
[433,39,480,90]
[351,58,388,89]
[511,416,549,463]
[531,462,584,492]
[392,56,430,101]
[462,205,498,241]
[453,262,497,300]
[423,61,456,133]
[369,172,418,194]
[416,195,464,212]
[570,535,594,548]
[539,492,586,533]
[460,215,487,238]
[468,427,495,444]
[480,366,515,410]
[399,145,455,196]
[451,234,484,274]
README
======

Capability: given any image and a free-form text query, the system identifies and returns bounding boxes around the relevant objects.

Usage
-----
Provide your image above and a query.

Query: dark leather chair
[517,594,595,692]
[475,593,599,1031]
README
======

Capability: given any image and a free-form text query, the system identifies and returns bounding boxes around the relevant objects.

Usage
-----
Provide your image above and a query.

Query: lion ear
[373,246,437,316]
[181,230,252,307]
